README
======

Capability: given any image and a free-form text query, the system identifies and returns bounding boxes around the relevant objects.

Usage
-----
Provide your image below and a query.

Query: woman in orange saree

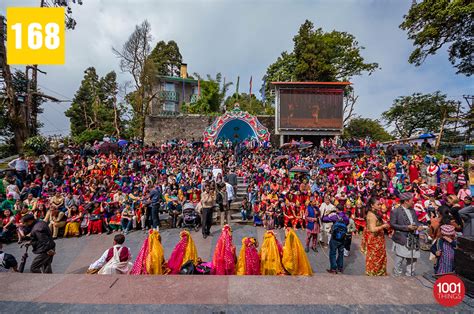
[168,230,198,274]
[130,230,168,275]
[236,237,260,275]
[282,228,312,275]
[259,230,285,275]
[365,197,390,276]
[211,225,236,275]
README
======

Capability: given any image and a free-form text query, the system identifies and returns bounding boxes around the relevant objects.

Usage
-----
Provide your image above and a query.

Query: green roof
[157,75,198,84]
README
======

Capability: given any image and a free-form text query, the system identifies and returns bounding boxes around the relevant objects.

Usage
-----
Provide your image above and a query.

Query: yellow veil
[259,231,284,275]
[181,230,198,266]
[146,230,166,275]
[282,228,313,276]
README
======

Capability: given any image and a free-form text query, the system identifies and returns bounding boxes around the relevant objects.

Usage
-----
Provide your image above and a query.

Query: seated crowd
[0,137,473,276]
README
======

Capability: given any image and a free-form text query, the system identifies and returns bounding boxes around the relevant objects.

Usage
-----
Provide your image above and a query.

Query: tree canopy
[224,93,274,115]
[182,73,232,114]
[400,0,474,76]
[343,117,392,142]
[382,91,459,138]
[263,20,379,105]
[65,67,123,140]
[149,40,183,77]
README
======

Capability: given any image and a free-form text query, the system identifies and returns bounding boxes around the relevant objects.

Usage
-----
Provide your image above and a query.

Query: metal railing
[159,90,179,102]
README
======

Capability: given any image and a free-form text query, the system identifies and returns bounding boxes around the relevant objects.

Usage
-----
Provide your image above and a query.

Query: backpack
[331,216,348,241]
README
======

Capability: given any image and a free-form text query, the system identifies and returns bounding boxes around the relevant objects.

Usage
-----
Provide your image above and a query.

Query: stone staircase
[230,176,250,223]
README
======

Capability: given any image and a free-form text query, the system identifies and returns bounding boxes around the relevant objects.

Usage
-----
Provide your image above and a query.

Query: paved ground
[3,224,433,275]
[2,224,473,313]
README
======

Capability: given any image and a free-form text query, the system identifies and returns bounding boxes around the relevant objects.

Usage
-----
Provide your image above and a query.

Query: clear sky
[2,0,472,136]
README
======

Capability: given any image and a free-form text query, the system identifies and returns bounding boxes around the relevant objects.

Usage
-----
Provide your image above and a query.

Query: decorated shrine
[202,103,270,143]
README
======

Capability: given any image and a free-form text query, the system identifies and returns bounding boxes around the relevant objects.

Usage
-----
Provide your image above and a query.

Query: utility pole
[435,108,447,151]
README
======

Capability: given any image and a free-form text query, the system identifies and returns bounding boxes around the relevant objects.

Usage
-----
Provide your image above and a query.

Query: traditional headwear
[399,192,413,201]
[440,224,456,237]
[282,228,312,276]
[236,237,260,275]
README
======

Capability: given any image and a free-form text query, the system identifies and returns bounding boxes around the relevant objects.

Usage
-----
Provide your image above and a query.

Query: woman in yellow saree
[282,228,313,275]
[130,230,168,275]
[168,230,199,274]
[259,230,285,275]
[236,237,260,275]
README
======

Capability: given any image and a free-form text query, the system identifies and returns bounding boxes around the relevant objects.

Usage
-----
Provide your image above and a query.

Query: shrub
[24,136,51,156]
[74,129,105,144]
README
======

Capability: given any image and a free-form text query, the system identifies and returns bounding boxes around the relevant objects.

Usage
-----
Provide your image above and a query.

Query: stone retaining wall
[144,114,277,145]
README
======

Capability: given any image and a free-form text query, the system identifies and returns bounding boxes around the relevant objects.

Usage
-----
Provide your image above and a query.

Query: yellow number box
[7,7,65,65]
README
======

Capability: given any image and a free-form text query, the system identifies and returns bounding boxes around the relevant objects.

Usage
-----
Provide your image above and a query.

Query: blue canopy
[319,163,334,169]
[419,133,435,139]
[117,139,128,147]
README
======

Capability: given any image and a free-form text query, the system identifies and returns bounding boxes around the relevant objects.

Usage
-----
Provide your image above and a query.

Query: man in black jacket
[390,193,424,277]
[22,214,56,273]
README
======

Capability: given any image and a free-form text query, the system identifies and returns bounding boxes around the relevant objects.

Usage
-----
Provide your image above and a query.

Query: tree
[113,20,157,141]
[183,73,232,114]
[224,93,274,115]
[400,0,474,76]
[149,40,183,77]
[382,91,458,138]
[1,70,44,152]
[262,20,379,119]
[65,67,121,139]
[343,117,392,142]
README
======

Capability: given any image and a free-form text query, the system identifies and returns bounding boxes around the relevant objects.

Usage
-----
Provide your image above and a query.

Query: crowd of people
[0,136,473,277]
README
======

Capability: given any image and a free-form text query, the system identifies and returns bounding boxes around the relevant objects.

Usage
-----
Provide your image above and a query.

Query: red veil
[211,225,236,275]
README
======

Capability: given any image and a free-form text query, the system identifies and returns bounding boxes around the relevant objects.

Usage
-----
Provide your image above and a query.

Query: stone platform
[2,225,473,312]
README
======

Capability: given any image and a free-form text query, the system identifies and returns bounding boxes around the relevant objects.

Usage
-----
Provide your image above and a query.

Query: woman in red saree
[365,197,390,276]
[236,237,260,275]
[211,225,236,275]
[168,230,198,274]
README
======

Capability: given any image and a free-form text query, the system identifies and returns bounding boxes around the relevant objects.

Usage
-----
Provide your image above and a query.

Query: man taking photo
[21,214,56,273]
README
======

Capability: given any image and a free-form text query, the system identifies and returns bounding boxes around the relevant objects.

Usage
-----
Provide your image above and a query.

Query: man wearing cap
[21,214,56,274]
[390,192,424,276]
[21,214,56,273]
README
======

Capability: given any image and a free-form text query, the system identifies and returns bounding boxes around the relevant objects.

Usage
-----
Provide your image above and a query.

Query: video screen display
[279,88,343,129]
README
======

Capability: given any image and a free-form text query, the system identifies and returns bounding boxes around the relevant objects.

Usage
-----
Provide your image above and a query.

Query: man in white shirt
[8,154,28,184]
[87,234,132,274]
[319,196,336,246]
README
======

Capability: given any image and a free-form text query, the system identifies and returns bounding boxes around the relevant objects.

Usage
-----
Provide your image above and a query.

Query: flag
[249,76,253,96]
[261,76,266,103]
[198,79,201,96]
[236,76,240,96]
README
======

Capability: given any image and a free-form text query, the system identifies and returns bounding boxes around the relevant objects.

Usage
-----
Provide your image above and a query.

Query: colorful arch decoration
[203,103,270,143]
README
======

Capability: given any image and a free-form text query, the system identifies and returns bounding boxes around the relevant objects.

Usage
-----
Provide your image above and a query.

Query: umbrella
[145,148,160,155]
[274,155,289,161]
[117,139,128,147]
[99,142,119,153]
[319,163,334,169]
[335,161,352,168]
[418,133,435,139]
[299,143,313,150]
[340,154,357,159]
[289,166,309,173]
[326,154,339,160]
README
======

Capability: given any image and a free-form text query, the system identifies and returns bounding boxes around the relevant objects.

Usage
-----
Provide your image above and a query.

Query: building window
[163,102,176,112]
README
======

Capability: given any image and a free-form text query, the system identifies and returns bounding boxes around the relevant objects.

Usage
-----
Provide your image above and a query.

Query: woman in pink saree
[236,237,260,275]
[211,225,236,275]
[167,230,199,274]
